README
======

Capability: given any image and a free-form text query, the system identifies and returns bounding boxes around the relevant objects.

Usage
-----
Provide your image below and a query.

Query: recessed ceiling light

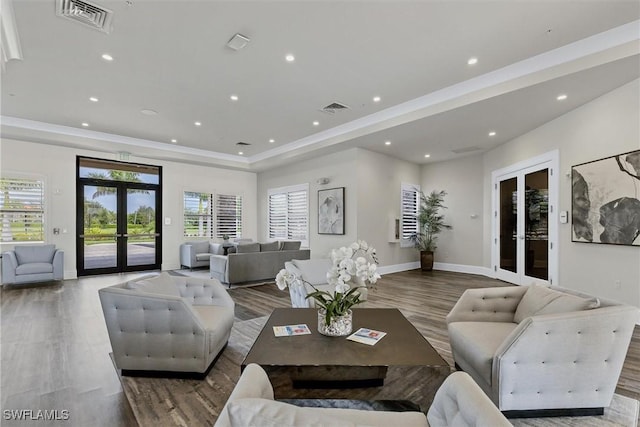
[285,54,295,62]
[194,121,201,126]
[488,131,496,136]
[89,97,99,102]
[312,121,319,126]
[557,94,568,101]
[385,141,391,146]
[141,109,158,115]
[101,53,113,61]
[230,94,239,101]
[467,57,478,65]
[373,96,381,103]
[81,122,89,127]
[171,139,177,143]
[269,139,275,143]
[238,151,244,155]
[424,154,431,158]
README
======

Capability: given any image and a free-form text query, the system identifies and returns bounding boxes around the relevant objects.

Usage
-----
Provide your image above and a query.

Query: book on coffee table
[273,324,312,337]
[347,328,387,345]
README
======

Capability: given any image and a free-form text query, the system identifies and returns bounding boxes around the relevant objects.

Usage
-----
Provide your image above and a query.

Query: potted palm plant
[411,190,452,271]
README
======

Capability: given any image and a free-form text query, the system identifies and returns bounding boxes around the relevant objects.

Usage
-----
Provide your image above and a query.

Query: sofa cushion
[448,322,518,386]
[187,241,210,254]
[281,241,302,251]
[292,258,331,285]
[259,242,279,252]
[227,398,355,427]
[16,262,54,275]
[195,253,212,261]
[14,244,56,264]
[209,243,224,255]
[236,243,260,253]
[514,284,600,323]
[127,272,181,297]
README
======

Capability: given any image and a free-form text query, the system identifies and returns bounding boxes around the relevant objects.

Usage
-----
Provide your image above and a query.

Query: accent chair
[2,244,64,285]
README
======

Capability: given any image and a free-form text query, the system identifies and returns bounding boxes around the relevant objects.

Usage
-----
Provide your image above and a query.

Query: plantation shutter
[183,191,213,238]
[215,194,242,238]
[0,177,45,242]
[268,184,308,246]
[401,183,419,248]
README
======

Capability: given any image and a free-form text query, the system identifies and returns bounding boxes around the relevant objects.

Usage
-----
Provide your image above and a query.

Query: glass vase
[317,308,353,337]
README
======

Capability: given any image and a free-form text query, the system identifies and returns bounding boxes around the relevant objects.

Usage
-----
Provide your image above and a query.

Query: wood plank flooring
[1,269,639,426]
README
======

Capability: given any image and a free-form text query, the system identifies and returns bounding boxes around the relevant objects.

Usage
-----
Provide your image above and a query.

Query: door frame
[76,157,162,276]
[491,150,559,286]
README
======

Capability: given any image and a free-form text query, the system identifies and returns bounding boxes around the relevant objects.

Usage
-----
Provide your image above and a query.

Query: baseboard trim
[433,262,493,277]
[377,262,420,275]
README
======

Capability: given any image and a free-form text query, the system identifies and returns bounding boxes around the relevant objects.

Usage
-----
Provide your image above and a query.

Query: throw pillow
[259,242,279,252]
[227,398,354,427]
[514,284,599,323]
[127,272,181,297]
[281,241,302,251]
[236,243,260,253]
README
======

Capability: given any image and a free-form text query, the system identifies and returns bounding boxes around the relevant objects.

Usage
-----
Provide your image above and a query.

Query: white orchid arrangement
[276,240,381,326]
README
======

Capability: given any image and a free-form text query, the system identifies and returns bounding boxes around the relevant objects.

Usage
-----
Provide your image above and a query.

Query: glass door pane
[524,169,549,280]
[82,185,118,270]
[126,189,157,267]
[499,177,517,273]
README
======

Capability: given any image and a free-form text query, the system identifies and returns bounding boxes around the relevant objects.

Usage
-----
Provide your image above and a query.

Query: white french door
[492,151,558,286]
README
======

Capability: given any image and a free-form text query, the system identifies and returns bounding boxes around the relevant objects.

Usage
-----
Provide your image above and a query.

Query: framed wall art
[571,149,640,246]
[318,187,345,235]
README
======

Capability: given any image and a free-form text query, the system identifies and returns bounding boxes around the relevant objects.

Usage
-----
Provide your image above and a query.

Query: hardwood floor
[1,269,639,426]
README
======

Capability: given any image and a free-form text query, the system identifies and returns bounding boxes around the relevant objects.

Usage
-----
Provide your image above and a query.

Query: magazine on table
[273,324,312,337]
[347,328,387,345]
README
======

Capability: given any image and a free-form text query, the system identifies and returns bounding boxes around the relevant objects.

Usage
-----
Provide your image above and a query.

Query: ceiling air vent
[236,142,251,146]
[320,102,350,114]
[451,146,482,154]
[56,0,114,34]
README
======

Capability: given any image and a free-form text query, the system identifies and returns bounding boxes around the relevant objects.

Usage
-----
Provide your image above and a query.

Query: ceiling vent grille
[236,142,251,146]
[451,146,482,154]
[56,0,114,34]
[320,102,350,114]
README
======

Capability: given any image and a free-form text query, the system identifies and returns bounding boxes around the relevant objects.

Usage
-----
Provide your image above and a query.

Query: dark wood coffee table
[242,308,451,410]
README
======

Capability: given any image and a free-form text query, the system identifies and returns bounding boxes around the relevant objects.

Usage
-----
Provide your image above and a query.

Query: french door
[492,152,558,286]
[77,157,162,276]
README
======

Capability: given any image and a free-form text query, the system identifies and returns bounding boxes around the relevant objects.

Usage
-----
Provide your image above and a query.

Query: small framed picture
[318,187,345,235]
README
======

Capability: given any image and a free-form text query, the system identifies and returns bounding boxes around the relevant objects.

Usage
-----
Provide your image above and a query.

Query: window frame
[183,191,214,238]
[400,183,420,248]
[214,193,243,239]
[267,183,309,247]
[0,174,46,244]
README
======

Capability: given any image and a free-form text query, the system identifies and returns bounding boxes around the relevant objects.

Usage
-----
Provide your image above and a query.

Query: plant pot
[420,250,434,271]
[317,308,353,337]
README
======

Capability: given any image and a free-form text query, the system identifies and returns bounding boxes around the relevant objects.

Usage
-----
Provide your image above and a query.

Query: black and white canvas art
[318,187,345,235]
[572,149,640,246]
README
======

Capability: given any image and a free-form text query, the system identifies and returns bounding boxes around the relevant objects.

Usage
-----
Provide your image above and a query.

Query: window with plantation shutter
[0,177,45,242]
[401,183,419,248]
[215,194,242,239]
[268,184,308,247]
[183,191,213,238]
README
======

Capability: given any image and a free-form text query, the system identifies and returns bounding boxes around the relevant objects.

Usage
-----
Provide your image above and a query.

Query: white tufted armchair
[99,272,234,377]
[447,285,638,416]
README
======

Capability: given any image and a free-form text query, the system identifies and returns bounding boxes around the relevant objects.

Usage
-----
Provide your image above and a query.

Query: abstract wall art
[318,187,345,235]
[572,149,640,246]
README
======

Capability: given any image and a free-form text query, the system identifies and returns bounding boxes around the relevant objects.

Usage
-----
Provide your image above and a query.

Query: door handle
[518,234,525,240]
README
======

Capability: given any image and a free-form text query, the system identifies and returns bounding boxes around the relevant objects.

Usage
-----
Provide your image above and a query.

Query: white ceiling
[1,1,639,171]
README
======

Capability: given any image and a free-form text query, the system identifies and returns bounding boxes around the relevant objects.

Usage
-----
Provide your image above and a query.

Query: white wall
[257,148,421,267]
[420,155,485,269]
[423,79,640,305]
[356,149,421,268]
[0,138,257,277]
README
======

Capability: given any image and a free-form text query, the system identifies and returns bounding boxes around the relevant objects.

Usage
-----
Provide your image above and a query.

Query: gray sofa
[215,363,512,427]
[99,272,234,377]
[210,241,310,285]
[447,284,638,415]
[2,244,64,285]
[179,241,225,269]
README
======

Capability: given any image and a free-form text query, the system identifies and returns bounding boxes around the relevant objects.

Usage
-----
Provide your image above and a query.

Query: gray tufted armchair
[99,272,234,377]
[447,285,638,416]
